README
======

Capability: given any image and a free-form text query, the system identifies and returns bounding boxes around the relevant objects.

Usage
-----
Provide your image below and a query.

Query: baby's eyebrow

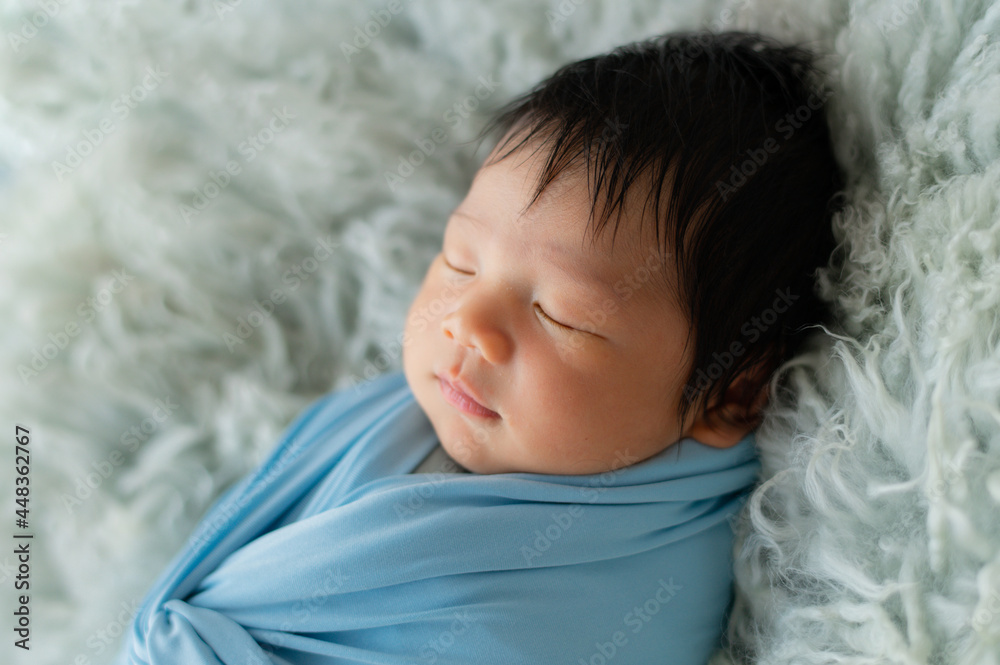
[450,209,488,230]
[544,248,619,299]
[451,208,631,308]
[451,209,640,312]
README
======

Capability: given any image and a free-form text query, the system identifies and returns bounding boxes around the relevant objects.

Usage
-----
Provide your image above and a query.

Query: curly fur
[1,1,998,664]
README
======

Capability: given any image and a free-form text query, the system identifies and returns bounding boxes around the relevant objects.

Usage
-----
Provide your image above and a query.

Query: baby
[403,30,842,476]
[117,30,843,665]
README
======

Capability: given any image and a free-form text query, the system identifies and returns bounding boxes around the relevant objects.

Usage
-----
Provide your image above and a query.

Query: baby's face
[403,141,698,475]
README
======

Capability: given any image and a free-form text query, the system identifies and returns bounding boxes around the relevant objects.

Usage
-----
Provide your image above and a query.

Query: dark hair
[471,30,845,431]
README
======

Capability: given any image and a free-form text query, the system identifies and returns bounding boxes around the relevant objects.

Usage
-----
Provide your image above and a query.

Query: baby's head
[403,31,843,475]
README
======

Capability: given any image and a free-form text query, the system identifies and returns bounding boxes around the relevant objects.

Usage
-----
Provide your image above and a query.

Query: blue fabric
[114,370,761,665]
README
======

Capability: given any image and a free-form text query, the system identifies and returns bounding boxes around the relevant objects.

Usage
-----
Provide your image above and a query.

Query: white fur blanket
[1,1,998,664]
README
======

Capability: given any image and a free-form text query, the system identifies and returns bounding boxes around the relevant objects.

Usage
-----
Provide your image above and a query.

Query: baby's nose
[441,307,511,364]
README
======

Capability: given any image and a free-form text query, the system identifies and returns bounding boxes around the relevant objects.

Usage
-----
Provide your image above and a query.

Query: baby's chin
[406,377,506,473]
[437,431,507,475]
[437,431,583,476]
[435,416,541,475]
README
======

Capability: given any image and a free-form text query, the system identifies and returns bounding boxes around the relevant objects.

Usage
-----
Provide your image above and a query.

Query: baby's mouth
[437,376,501,419]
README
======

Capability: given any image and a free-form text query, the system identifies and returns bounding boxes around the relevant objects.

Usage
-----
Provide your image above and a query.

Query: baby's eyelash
[534,303,575,331]
[441,255,473,275]
[440,254,580,334]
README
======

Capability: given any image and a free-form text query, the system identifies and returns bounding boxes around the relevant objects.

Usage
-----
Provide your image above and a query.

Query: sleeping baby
[115,30,843,665]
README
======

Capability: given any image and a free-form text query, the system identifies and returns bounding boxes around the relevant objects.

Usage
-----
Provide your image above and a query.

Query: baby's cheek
[406,281,442,336]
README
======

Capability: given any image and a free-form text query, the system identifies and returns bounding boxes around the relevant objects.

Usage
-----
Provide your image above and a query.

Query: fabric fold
[115,371,761,665]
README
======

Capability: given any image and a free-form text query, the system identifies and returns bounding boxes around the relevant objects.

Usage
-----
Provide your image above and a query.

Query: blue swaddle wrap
[114,370,761,665]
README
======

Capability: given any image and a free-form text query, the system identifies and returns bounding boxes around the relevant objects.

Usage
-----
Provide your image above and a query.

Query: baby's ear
[681,362,771,448]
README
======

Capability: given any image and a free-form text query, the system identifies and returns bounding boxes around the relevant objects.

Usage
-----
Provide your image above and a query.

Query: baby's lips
[438,375,501,419]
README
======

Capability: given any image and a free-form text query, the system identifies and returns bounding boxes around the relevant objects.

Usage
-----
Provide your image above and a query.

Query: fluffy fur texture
[1,1,998,664]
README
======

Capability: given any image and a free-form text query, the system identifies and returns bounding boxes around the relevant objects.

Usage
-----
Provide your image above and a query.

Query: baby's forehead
[471,135,677,298]
[551,184,665,269]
